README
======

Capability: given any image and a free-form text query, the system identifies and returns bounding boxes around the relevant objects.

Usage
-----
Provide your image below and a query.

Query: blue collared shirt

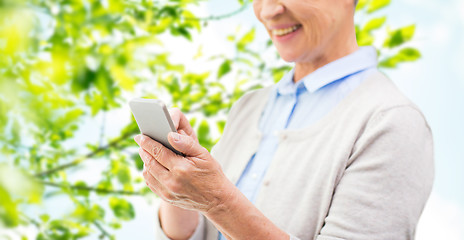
[217,47,377,240]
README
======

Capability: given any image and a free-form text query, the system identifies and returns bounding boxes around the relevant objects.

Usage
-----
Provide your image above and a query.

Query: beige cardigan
[154,71,434,240]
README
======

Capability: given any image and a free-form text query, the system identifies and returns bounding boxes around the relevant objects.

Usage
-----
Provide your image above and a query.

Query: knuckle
[172,164,190,175]
[142,169,149,178]
[186,139,196,151]
[151,145,163,158]
[166,179,182,193]
[199,146,208,154]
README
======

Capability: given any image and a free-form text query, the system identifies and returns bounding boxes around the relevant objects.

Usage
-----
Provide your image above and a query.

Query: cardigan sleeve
[316,106,434,240]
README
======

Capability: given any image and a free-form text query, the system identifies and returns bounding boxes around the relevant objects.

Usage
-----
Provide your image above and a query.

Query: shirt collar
[275,46,378,95]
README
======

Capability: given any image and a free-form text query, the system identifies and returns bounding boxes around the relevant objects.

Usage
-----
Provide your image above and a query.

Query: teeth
[272,25,300,36]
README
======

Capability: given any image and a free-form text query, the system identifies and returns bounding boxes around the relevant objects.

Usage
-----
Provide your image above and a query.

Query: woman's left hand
[134,132,233,213]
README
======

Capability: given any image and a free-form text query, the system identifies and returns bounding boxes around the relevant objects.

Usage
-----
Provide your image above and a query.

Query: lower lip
[273,27,302,43]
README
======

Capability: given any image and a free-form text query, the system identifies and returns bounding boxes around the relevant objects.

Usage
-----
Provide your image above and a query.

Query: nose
[259,0,285,21]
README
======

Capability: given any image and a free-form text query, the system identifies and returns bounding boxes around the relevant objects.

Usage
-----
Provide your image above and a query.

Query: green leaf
[96,180,113,196]
[237,28,255,51]
[132,153,144,171]
[72,204,105,222]
[40,219,91,239]
[73,181,90,197]
[217,60,232,79]
[217,120,226,134]
[363,16,386,32]
[355,0,369,11]
[197,120,210,141]
[109,220,122,229]
[383,25,416,48]
[379,47,421,68]
[0,185,19,227]
[271,66,293,83]
[117,167,132,184]
[40,214,50,223]
[367,0,391,13]
[109,197,135,220]
[171,27,192,41]
[398,47,421,60]
[72,67,97,92]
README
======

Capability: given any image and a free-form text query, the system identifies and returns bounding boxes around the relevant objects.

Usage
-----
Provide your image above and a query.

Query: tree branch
[19,212,40,228]
[183,2,250,22]
[40,181,143,196]
[93,221,113,240]
[34,131,135,178]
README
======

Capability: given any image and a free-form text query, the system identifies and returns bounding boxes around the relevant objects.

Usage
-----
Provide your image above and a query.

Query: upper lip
[267,23,301,30]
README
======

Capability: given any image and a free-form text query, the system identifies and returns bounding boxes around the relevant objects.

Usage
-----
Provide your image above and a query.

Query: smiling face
[253,0,356,65]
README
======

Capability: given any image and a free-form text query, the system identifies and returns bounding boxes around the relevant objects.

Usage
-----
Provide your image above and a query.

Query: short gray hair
[355,0,358,6]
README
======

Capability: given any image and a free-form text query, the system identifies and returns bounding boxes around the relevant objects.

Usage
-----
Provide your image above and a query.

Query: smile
[271,24,302,37]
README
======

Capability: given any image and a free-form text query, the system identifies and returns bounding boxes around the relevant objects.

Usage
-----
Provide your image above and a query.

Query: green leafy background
[0,0,424,239]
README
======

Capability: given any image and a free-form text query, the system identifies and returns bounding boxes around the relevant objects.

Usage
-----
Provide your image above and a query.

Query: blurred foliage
[0,0,419,238]
[355,0,421,67]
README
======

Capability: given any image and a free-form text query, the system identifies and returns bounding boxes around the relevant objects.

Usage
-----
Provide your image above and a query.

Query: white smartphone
[129,98,183,156]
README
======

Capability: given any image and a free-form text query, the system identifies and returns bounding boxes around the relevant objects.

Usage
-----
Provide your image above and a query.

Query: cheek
[252,1,262,21]
[301,10,333,43]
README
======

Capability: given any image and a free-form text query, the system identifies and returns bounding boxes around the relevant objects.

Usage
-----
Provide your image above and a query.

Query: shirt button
[263,180,270,186]
[273,130,279,137]
[252,173,258,180]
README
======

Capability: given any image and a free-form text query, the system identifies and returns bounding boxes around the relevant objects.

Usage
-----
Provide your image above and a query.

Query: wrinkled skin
[135,109,234,214]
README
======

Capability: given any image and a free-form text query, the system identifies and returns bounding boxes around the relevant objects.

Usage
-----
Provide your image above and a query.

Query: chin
[277,50,300,63]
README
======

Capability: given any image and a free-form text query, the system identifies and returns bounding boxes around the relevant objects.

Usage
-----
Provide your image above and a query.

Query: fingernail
[134,135,142,144]
[170,132,181,142]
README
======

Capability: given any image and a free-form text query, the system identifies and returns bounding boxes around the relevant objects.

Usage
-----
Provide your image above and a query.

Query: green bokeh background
[0,0,421,239]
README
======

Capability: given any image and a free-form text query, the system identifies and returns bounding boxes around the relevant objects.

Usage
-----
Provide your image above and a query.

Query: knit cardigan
[154,70,434,240]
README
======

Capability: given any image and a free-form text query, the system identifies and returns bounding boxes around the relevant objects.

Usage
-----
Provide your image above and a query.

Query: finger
[135,135,181,170]
[139,148,170,179]
[168,108,182,130]
[167,132,209,158]
[168,108,197,141]
[143,166,164,197]
[143,162,175,202]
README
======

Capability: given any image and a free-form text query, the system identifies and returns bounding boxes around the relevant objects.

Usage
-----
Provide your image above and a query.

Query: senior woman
[134,0,434,239]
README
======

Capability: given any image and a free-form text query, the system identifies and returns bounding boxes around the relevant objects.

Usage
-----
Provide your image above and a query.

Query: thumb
[168,132,208,158]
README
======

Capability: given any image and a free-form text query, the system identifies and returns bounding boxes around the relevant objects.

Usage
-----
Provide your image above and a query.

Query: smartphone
[129,98,183,156]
